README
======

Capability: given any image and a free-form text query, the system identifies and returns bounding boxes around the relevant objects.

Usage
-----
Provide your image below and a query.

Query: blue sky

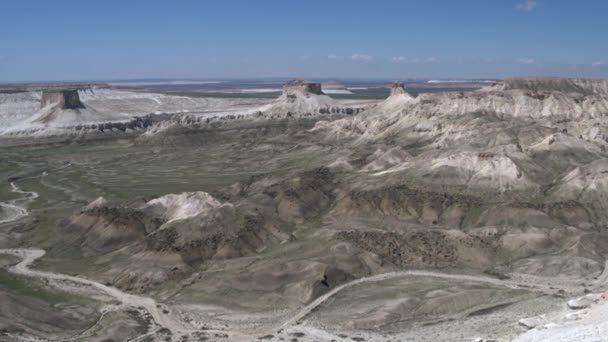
[1,0,607,82]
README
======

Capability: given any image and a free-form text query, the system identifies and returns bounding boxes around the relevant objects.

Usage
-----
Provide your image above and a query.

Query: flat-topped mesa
[390,81,408,96]
[283,80,324,96]
[246,79,367,119]
[40,89,85,110]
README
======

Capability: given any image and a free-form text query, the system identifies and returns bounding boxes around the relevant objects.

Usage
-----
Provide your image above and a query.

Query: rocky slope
[515,291,608,342]
[6,76,608,341]
[484,77,608,95]
[312,77,608,194]
[0,86,268,137]
[248,80,366,119]
[0,81,372,140]
[39,89,85,110]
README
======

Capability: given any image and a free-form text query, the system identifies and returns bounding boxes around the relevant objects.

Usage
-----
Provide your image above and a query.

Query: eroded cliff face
[283,80,324,95]
[484,77,608,95]
[390,81,408,96]
[246,79,367,119]
[40,90,85,110]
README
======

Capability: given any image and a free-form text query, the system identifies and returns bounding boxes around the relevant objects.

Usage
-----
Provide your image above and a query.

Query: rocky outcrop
[40,90,85,110]
[390,81,408,96]
[485,77,608,95]
[251,80,366,119]
[4,112,172,137]
[313,77,608,146]
[283,80,324,95]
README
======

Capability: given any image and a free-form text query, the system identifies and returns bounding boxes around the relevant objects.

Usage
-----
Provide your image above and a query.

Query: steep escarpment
[39,89,85,112]
[0,86,266,138]
[485,77,608,95]
[135,79,374,142]
[283,79,324,95]
[314,77,608,140]
[311,77,608,195]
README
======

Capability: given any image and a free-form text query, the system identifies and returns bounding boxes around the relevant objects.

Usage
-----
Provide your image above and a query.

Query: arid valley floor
[2,78,608,341]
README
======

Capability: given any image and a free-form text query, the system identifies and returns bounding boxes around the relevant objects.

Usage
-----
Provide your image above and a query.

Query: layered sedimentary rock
[485,77,608,95]
[389,80,408,96]
[283,80,324,95]
[251,79,366,119]
[312,77,608,195]
[40,89,85,110]
[314,77,608,140]
[0,87,218,138]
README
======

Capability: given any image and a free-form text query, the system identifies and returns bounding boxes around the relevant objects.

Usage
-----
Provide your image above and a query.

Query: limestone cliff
[40,89,85,110]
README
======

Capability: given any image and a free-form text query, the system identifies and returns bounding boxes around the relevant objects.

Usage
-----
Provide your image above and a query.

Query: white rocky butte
[251,80,364,119]
[25,89,132,128]
[376,81,414,112]
[142,192,232,223]
[0,86,268,136]
[310,80,415,139]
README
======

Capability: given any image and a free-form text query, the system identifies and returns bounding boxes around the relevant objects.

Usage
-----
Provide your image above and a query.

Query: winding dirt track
[278,270,562,330]
[0,248,193,334]
[1,246,567,341]
[5,247,557,339]
[2,181,604,341]
[0,182,37,224]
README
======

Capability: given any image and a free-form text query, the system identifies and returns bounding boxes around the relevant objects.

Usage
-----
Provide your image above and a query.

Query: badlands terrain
[1,78,608,341]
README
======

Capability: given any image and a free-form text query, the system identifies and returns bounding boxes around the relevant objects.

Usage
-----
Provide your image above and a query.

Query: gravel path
[0,182,37,224]
[278,270,563,331]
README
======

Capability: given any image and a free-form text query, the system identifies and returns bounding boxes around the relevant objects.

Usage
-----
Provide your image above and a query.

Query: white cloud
[327,54,343,60]
[516,0,538,11]
[351,53,373,62]
[391,56,437,64]
[516,58,536,64]
[592,61,605,67]
[391,56,418,63]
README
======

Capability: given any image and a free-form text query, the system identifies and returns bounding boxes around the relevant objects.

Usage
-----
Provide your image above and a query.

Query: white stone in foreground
[515,292,608,342]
